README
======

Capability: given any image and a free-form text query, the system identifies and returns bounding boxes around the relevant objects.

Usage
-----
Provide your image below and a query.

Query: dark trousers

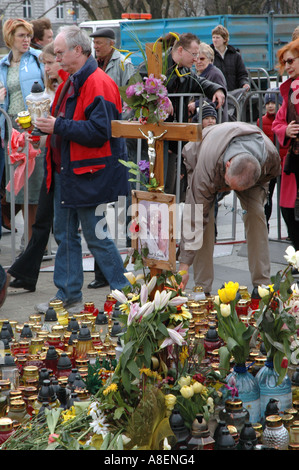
[281,206,299,251]
[8,177,54,286]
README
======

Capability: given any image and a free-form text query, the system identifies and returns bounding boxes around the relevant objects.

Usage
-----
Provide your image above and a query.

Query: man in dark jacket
[34,25,130,313]
[165,33,226,121]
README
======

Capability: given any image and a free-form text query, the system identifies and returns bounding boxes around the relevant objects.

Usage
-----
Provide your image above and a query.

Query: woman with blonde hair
[8,39,69,292]
[0,18,44,243]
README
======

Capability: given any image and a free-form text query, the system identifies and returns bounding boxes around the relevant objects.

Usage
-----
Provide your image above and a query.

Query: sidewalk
[0,187,291,324]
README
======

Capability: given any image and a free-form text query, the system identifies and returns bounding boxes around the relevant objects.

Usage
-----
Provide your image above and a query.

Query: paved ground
[0,187,291,325]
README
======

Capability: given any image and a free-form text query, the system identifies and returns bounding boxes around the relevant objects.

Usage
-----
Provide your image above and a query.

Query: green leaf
[143,337,153,367]
[121,367,132,394]
[127,359,140,379]
[157,322,169,337]
[114,406,126,421]
[218,346,231,377]
[273,350,287,385]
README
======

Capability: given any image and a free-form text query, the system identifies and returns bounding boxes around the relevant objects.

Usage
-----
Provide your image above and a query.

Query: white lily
[127,303,142,326]
[146,276,157,295]
[160,323,187,348]
[124,272,144,285]
[154,289,172,311]
[140,283,148,306]
[284,246,299,269]
[168,296,188,307]
[140,301,155,319]
[111,289,127,304]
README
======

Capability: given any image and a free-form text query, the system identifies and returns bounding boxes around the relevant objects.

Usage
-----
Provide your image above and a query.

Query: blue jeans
[53,172,129,303]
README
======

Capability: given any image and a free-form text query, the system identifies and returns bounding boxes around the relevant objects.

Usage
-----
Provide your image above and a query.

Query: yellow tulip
[165,394,177,410]
[178,375,191,387]
[218,281,239,303]
[192,381,203,394]
[180,385,194,399]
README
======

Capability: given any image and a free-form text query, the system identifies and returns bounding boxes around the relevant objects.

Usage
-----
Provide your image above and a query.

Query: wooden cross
[111,42,202,279]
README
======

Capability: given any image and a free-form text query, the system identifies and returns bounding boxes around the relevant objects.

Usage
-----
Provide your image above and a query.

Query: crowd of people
[0,18,299,310]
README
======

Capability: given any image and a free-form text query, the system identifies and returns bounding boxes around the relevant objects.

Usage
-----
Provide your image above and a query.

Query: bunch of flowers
[254,245,298,383]
[164,374,218,429]
[214,281,256,376]
[213,247,299,385]
[119,72,172,124]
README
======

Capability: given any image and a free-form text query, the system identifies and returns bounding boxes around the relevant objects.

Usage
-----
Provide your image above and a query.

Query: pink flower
[127,302,142,326]
[144,74,161,94]
[48,433,59,444]
[126,84,136,98]
[134,82,145,96]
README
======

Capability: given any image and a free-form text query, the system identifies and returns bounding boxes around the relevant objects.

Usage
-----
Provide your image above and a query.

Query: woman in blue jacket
[0,18,44,242]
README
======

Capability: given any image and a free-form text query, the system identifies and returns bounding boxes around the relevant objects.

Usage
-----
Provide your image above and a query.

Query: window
[23,0,32,18]
[56,3,64,19]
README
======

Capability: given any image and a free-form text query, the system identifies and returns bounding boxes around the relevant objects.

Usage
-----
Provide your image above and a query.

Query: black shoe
[87,279,109,289]
[9,278,36,292]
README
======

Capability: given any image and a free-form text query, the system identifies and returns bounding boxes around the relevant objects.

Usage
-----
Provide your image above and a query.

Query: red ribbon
[6,128,41,195]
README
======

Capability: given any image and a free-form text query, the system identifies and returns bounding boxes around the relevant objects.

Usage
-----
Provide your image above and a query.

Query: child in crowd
[257,88,287,232]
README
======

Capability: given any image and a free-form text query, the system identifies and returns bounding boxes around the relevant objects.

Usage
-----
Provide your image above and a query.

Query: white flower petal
[168,296,188,306]
[111,289,127,304]
[147,276,157,295]
[140,284,148,306]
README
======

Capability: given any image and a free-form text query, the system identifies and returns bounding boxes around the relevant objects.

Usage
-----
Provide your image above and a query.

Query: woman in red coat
[272,38,299,268]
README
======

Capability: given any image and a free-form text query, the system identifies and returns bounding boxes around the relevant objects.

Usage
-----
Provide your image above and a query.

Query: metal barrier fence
[5,71,285,261]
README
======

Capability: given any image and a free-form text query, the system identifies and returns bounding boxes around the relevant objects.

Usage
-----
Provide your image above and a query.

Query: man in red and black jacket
[35,25,130,313]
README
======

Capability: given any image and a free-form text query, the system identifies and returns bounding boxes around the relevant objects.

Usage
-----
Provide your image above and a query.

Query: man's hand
[178,263,190,290]
[36,116,56,135]
[212,90,225,108]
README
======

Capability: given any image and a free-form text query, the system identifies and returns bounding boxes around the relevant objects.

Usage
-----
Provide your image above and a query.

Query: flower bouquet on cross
[119,72,172,124]
[253,245,298,384]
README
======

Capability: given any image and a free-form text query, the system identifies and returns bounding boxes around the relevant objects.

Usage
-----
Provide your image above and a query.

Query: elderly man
[87,27,135,289]
[35,25,130,313]
[178,121,281,295]
[90,27,135,86]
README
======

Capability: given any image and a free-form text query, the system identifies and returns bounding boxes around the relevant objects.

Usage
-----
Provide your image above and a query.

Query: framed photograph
[130,190,176,271]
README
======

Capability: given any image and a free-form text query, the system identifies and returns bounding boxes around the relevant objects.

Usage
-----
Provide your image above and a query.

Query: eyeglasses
[182,47,199,58]
[15,33,32,40]
[282,57,299,66]
[197,56,208,61]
